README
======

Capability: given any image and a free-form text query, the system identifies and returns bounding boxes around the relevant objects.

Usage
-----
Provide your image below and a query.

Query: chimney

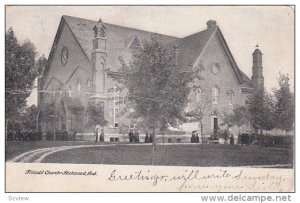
[251,44,264,89]
[207,20,217,30]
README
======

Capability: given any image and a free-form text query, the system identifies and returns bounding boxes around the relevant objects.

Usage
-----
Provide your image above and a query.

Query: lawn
[39,144,293,167]
[5,141,108,161]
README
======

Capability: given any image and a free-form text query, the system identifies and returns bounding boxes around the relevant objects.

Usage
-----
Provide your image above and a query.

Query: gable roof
[63,15,178,70]
[169,25,253,88]
[168,27,215,71]
[43,15,253,90]
[45,77,64,89]
[65,66,90,84]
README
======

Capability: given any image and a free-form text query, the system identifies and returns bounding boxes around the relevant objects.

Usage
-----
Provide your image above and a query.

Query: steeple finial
[93,18,106,38]
[255,44,259,48]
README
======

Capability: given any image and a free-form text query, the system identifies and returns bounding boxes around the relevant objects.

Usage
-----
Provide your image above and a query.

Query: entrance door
[213,117,218,138]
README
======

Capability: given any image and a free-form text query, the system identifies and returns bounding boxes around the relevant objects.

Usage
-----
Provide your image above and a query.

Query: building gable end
[65,66,90,84]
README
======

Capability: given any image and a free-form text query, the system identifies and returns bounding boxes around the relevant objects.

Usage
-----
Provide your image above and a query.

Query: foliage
[20,105,39,131]
[86,102,108,127]
[187,97,212,144]
[5,27,38,131]
[222,105,250,131]
[188,97,212,122]
[113,35,202,136]
[273,73,294,134]
[246,87,275,133]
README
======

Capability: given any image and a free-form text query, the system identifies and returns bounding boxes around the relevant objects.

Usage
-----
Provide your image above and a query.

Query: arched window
[77,80,81,95]
[99,27,106,38]
[196,87,202,103]
[228,90,234,105]
[212,86,220,104]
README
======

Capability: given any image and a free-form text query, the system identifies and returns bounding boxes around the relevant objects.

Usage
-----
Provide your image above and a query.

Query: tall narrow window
[52,89,55,100]
[228,90,234,105]
[87,79,91,88]
[212,86,219,104]
[68,86,72,97]
[77,80,81,95]
[58,88,62,96]
[196,87,202,103]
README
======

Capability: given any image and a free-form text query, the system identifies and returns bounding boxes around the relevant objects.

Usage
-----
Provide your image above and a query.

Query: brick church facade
[37,15,264,142]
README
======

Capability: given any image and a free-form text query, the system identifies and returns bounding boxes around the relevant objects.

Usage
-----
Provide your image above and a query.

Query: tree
[246,87,275,135]
[222,105,250,135]
[187,97,212,145]
[86,102,108,128]
[5,28,38,139]
[20,105,39,132]
[114,35,201,151]
[273,73,294,135]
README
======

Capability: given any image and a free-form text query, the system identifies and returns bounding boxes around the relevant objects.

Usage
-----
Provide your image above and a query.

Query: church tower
[251,45,264,89]
[92,18,107,94]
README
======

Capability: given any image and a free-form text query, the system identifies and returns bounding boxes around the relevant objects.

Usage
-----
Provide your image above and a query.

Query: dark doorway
[213,117,218,138]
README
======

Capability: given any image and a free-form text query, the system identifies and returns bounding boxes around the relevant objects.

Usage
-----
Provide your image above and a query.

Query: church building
[37,15,264,142]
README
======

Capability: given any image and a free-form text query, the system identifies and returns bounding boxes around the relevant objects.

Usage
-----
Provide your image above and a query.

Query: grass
[5,141,109,161]
[37,143,293,167]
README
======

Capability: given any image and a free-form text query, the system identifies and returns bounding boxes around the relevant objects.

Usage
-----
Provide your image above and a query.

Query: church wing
[41,16,92,92]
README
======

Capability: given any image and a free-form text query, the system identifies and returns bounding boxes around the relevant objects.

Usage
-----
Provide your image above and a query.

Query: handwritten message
[6,163,293,192]
[106,169,286,192]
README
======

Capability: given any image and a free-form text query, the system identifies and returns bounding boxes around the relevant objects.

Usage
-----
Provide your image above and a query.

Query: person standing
[95,124,101,142]
[195,132,199,143]
[95,129,98,142]
[128,129,134,143]
[135,130,140,143]
[100,129,104,142]
[191,131,195,143]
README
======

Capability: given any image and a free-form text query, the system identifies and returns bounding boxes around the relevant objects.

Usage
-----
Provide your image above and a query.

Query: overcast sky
[6,6,294,105]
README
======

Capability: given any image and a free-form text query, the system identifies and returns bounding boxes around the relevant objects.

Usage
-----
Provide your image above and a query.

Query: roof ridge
[63,15,179,39]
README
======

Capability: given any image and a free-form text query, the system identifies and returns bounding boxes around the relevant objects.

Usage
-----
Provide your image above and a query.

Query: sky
[5,6,294,105]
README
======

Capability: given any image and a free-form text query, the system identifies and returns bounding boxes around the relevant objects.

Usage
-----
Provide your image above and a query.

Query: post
[201,121,204,145]
[151,127,156,165]
[53,119,56,141]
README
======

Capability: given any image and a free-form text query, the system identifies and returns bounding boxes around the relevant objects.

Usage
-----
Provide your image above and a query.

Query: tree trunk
[152,128,156,151]
[200,120,204,145]
[53,119,56,141]
[151,127,156,165]
[5,120,9,142]
[260,128,263,135]
[285,130,288,136]
[12,122,15,141]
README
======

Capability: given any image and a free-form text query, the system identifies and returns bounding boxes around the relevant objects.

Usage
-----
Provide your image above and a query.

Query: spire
[93,18,106,38]
[253,44,262,55]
